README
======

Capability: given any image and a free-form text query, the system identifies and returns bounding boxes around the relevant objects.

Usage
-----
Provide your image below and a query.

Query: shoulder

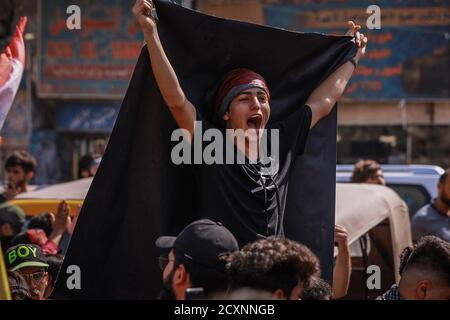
[412,204,446,227]
[412,204,433,220]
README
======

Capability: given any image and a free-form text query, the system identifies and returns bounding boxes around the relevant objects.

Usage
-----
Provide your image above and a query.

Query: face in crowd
[437,170,450,211]
[17,266,49,300]
[159,249,179,300]
[215,69,272,144]
[225,87,270,138]
[5,165,33,190]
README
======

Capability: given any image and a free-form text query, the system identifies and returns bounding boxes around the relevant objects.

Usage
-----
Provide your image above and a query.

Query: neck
[231,135,261,162]
[244,140,260,162]
[397,282,407,300]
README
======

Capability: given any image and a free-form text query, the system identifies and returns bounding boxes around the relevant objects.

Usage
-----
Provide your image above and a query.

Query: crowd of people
[0,0,449,301]
[0,158,449,300]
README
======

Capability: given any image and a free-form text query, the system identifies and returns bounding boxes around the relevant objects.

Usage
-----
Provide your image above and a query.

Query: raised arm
[332,224,352,299]
[132,0,196,140]
[307,21,367,129]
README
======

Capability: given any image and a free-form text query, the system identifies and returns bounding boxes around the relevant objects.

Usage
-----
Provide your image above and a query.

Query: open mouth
[246,114,262,130]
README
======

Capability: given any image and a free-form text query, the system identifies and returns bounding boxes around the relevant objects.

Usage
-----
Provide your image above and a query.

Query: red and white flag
[0,16,27,130]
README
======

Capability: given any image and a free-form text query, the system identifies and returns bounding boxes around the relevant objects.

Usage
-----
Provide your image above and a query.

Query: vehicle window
[349,234,371,257]
[387,184,430,218]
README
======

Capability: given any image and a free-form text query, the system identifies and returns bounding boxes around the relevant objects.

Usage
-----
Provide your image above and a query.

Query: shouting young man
[132,0,367,246]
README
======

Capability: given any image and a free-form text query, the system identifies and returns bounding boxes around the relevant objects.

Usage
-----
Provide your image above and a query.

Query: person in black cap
[5,244,50,300]
[155,219,239,300]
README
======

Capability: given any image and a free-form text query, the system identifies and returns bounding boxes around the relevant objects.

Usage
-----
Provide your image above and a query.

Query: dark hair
[45,254,64,285]
[401,236,450,285]
[0,0,16,53]
[301,277,332,300]
[399,245,414,276]
[226,238,320,298]
[351,159,381,183]
[173,248,229,297]
[5,151,37,173]
[78,154,94,178]
[439,169,449,185]
[28,212,54,237]
[0,204,24,235]
[7,271,31,300]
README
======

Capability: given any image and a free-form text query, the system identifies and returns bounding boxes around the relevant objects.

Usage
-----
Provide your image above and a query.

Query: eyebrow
[238,90,267,96]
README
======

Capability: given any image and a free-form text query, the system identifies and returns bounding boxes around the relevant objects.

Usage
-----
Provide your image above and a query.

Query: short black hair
[439,169,449,185]
[226,238,320,297]
[78,154,94,178]
[5,151,37,173]
[28,212,54,237]
[400,236,450,285]
[45,254,64,285]
[7,271,31,300]
[301,277,332,300]
[173,248,229,297]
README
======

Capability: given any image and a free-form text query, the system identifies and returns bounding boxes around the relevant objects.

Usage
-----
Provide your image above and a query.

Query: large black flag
[52,1,356,299]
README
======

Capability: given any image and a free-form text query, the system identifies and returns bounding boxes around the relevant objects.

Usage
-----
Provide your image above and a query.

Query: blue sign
[261,0,449,100]
[56,102,120,132]
[38,0,144,98]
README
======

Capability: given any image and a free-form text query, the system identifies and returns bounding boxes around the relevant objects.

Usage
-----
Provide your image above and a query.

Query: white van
[336,164,444,218]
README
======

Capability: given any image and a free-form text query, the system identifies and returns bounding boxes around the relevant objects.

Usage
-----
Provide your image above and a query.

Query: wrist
[50,227,65,238]
[143,26,158,39]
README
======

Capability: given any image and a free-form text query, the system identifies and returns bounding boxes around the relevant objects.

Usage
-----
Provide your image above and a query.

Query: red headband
[214,68,270,116]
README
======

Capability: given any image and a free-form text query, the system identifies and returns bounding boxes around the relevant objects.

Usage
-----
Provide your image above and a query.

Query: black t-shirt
[189,105,312,247]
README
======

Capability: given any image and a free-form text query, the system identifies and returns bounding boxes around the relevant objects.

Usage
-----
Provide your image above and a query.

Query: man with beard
[155,219,238,300]
[5,244,50,300]
[0,151,37,204]
[377,236,450,300]
[412,169,450,242]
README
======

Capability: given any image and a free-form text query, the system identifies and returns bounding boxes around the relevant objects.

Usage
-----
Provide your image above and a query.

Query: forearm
[144,29,186,109]
[48,230,63,247]
[332,247,352,299]
[307,59,356,119]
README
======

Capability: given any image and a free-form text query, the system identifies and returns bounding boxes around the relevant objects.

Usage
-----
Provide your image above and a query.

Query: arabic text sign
[39,0,144,98]
[262,0,450,100]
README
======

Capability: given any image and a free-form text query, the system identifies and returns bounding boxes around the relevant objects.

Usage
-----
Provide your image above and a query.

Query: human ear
[26,171,34,181]
[273,289,287,300]
[416,280,431,300]
[173,264,188,286]
[223,113,230,121]
[43,273,49,287]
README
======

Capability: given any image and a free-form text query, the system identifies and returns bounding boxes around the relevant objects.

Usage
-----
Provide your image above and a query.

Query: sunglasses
[20,270,46,283]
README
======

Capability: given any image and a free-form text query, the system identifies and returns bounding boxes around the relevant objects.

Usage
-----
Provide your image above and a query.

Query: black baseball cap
[5,244,49,272]
[155,219,239,272]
